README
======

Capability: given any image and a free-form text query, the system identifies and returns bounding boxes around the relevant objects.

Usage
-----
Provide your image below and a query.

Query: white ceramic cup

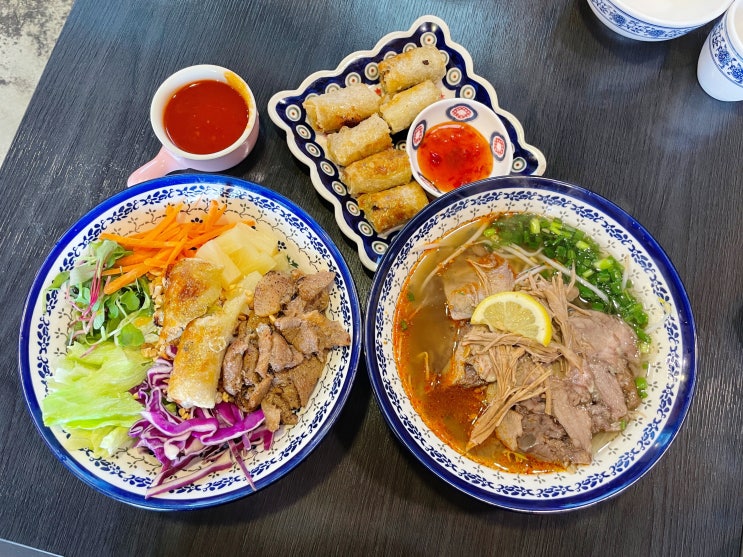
[697,0,743,101]
[127,64,259,187]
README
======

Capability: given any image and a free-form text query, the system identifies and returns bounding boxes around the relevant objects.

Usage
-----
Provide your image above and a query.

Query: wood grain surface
[1,0,742,555]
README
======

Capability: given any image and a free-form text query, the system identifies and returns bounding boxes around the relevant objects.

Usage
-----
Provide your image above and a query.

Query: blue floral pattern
[365,176,696,512]
[708,16,743,86]
[19,174,362,510]
[588,0,700,40]
[268,16,546,271]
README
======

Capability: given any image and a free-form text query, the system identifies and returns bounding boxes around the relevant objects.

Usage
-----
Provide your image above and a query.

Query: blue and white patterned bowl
[19,174,362,510]
[587,0,731,41]
[268,15,546,272]
[365,176,696,512]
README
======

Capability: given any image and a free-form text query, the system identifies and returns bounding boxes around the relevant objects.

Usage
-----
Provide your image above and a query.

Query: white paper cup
[697,0,743,101]
[127,65,259,187]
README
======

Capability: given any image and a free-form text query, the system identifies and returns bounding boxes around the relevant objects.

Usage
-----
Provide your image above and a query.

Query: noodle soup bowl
[406,98,513,198]
[365,176,696,512]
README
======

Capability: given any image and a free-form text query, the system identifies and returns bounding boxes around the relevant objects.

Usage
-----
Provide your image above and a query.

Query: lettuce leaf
[42,340,151,455]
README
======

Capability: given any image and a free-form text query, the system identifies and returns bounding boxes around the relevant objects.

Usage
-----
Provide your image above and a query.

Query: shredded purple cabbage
[129,357,274,498]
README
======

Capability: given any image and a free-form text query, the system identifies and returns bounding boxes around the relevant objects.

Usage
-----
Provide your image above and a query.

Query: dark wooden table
[1,1,742,555]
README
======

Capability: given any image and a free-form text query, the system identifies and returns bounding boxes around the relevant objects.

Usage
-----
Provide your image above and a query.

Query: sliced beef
[548,376,593,457]
[277,356,324,407]
[221,321,252,396]
[569,308,641,413]
[441,251,514,320]
[495,409,523,451]
[236,375,273,413]
[589,363,628,422]
[253,271,296,317]
[517,411,592,465]
[297,271,335,302]
[274,310,350,356]
[254,323,273,378]
[274,315,319,355]
[219,269,349,431]
[261,399,282,432]
[269,332,305,372]
[614,365,642,410]
[440,325,487,388]
[569,309,640,371]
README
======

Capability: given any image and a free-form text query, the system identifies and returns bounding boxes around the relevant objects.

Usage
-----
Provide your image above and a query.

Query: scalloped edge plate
[365,176,696,512]
[19,174,362,510]
[268,15,546,271]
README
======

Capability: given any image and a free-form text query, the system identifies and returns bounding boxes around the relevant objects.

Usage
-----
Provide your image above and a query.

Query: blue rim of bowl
[365,175,696,512]
[18,173,362,510]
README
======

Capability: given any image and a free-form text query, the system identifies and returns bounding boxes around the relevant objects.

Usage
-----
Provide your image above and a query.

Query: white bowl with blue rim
[19,174,362,510]
[406,98,513,198]
[365,176,696,512]
[587,0,732,41]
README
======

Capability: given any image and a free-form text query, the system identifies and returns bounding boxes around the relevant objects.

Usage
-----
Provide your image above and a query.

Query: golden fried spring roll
[303,83,382,133]
[326,114,392,167]
[158,258,223,344]
[379,80,441,134]
[167,279,251,409]
[341,148,412,195]
[378,45,447,95]
[357,181,429,233]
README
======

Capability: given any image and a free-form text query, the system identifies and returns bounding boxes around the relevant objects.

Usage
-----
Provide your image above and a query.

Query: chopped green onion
[529,217,541,235]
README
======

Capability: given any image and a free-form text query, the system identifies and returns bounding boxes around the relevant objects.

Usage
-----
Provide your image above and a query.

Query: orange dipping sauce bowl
[406,99,513,197]
[128,64,259,187]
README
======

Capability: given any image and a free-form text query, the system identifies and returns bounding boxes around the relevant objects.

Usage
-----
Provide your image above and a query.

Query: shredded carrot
[100,201,245,295]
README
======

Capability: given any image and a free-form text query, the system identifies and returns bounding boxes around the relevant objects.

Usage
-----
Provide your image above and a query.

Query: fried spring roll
[159,258,223,344]
[326,114,392,167]
[357,181,429,233]
[378,45,447,95]
[379,80,441,134]
[167,281,250,409]
[303,83,382,133]
[342,148,412,195]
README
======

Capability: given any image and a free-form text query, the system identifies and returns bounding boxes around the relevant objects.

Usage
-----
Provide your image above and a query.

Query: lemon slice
[470,291,553,346]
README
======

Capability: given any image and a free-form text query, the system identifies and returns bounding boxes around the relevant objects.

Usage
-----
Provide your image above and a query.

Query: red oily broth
[417,121,493,192]
[163,79,249,155]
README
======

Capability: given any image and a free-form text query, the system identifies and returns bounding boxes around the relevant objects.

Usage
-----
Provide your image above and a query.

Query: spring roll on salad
[167,276,252,409]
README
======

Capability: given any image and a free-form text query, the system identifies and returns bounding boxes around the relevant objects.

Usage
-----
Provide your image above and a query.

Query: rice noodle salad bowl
[365,175,695,512]
[19,174,361,510]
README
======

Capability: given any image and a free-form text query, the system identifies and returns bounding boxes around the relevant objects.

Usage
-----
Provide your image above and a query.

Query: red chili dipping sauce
[417,121,493,192]
[163,80,249,155]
